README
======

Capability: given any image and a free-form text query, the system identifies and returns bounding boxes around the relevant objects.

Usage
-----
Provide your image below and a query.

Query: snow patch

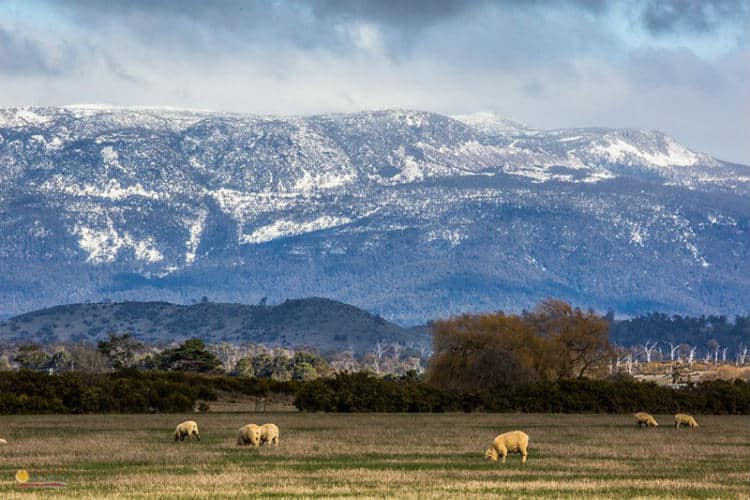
[40,176,162,200]
[593,137,698,167]
[73,222,163,264]
[451,112,532,136]
[101,146,127,173]
[184,210,207,264]
[242,216,351,244]
[427,229,466,246]
[0,108,50,127]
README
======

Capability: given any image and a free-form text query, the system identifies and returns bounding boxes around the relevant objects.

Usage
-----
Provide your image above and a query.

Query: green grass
[0,413,748,498]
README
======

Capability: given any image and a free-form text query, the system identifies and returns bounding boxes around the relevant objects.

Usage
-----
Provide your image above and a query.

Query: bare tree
[669,343,680,362]
[70,344,108,374]
[415,340,433,361]
[722,347,729,363]
[642,340,659,363]
[737,344,748,365]
[687,346,697,367]
[372,340,387,374]
[620,352,634,375]
[389,342,403,367]
[209,342,243,372]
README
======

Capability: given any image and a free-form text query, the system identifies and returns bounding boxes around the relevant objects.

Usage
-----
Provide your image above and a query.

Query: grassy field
[0,413,748,498]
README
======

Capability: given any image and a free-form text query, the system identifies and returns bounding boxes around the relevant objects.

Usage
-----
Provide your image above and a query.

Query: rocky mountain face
[0,106,748,324]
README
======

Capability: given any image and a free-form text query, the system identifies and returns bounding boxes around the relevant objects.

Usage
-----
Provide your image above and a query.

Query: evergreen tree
[156,339,222,373]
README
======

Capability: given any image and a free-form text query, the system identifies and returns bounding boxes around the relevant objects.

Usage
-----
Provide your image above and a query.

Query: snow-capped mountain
[0,106,747,323]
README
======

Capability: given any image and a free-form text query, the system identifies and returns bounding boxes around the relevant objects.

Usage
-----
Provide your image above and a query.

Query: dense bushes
[1,370,747,415]
[294,372,750,414]
[0,370,298,414]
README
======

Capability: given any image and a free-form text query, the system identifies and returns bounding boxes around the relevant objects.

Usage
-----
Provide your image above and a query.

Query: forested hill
[609,313,750,354]
[0,298,428,353]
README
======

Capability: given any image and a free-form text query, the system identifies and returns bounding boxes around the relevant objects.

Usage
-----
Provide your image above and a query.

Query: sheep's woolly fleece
[485,430,529,463]
[674,413,699,429]
[633,412,659,427]
[237,424,261,446]
[173,420,200,441]
[260,423,279,446]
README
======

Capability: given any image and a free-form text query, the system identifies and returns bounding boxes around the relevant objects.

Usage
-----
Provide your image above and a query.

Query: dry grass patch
[0,413,747,498]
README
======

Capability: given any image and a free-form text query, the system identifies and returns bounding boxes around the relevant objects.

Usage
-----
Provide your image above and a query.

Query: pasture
[0,413,748,498]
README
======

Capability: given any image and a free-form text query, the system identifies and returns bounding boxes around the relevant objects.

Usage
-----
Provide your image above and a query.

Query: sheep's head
[485,447,498,462]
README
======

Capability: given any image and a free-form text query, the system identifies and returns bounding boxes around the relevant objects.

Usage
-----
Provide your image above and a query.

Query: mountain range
[0,106,747,324]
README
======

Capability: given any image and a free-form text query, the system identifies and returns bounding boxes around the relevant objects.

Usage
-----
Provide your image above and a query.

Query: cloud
[0,26,60,75]
[0,0,747,163]
[640,0,749,35]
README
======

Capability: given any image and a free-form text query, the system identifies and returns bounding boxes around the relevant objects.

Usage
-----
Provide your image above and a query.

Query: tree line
[0,299,748,415]
[0,335,427,380]
[609,312,749,359]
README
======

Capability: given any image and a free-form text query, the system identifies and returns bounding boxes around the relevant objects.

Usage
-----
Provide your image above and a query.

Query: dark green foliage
[1,370,746,415]
[0,370,298,414]
[294,372,750,414]
[294,372,449,412]
[13,344,52,371]
[155,339,222,373]
[98,333,143,370]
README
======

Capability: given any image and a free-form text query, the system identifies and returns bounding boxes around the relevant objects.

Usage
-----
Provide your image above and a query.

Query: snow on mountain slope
[0,106,747,323]
[452,111,533,136]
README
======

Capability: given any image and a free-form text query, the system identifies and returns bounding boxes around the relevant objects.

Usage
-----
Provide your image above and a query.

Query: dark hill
[0,298,427,353]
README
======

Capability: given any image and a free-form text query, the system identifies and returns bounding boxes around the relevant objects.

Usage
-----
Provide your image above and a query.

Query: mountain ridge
[0,297,427,352]
[0,106,747,323]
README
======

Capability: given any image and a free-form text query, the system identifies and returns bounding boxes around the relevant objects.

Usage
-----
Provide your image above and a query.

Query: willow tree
[425,299,613,391]
[526,299,613,380]
[425,312,544,390]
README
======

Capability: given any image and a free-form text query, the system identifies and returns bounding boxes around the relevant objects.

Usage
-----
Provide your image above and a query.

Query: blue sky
[1,0,748,163]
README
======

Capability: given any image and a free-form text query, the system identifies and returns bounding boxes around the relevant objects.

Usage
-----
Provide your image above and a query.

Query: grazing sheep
[485,431,529,464]
[634,412,659,428]
[674,413,699,429]
[173,420,200,441]
[259,423,279,446]
[0,438,7,445]
[237,424,261,446]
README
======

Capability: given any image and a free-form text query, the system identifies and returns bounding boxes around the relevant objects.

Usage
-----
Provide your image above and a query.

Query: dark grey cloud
[307,0,484,27]
[626,47,725,93]
[641,0,749,35]
[0,26,60,75]
[41,0,748,57]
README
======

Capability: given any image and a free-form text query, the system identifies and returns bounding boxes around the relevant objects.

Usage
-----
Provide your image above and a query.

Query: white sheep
[674,413,699,429]
[485,431,529,463]
[634,412,659,428]
[259,423,279,446]
[237,424,261,446]
[173,420,200,441]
